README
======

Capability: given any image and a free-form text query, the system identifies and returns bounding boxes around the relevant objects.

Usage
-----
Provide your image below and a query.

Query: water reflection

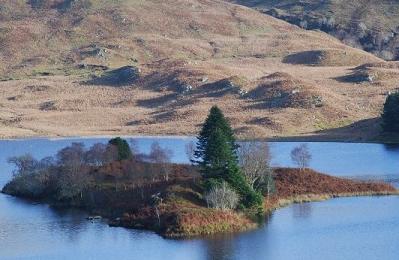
[292,203,312,219]
[204,235,236,260]
[382,143,399,151]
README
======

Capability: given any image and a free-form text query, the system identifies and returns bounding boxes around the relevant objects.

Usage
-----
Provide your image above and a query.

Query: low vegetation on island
[2,106,397,237]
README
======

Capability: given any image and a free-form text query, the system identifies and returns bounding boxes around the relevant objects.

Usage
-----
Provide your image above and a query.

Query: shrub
[205,182,239,210]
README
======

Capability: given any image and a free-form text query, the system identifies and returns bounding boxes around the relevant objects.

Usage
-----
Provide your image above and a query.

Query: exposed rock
[40,101,57,111]
[248,73,324,109]
[88,66,140,86]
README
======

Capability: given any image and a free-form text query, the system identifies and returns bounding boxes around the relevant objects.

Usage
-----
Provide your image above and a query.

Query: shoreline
[5,167,396,238]
[1,188,397,240]
[1,133,399,145]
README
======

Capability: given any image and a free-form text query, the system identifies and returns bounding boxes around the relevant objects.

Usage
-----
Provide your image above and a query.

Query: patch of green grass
[314,118,353,131]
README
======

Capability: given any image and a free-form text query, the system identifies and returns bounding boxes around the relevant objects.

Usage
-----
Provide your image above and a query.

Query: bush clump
[205,182,239,210]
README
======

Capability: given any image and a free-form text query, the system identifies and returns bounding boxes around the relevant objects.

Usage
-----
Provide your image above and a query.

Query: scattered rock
[77,64,109,71]
[7,95,23,101]
[79,44,108,59]
[248,72,324,109]
[87,216,102,221]
[88,66,140,86]
[40,101,57,111]
[24,85,51,92]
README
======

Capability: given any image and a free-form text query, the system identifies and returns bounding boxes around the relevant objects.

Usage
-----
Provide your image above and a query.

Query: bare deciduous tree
[8,154,37,177]
[238,141,274,194]
[290,144,312,170]
[185,141,195,163]
[151,192,163,227]
[56,143,90,200]
[85,143,107,166]
[129,139,140,158]
[149,142,173,181]
[6,154,53,197]
[205,182,239,210]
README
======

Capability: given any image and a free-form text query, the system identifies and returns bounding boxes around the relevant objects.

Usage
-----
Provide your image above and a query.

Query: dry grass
[0,0,398,141]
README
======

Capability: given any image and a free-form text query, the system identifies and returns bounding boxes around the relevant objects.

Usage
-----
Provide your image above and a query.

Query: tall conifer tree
[194,106,262,208]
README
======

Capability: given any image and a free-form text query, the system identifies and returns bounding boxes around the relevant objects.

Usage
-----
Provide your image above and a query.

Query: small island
[2,107,397,238]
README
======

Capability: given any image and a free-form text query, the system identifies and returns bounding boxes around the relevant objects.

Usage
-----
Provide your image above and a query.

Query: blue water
[0,137,398,259]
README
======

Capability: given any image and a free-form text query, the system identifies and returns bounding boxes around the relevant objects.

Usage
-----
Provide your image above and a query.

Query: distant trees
[3,138,136,200]
[205,182,239,210]
[54,142,91,200]
[194,106,262,208]
[149,141,173,181]
[290,144,312,170]
[5,154,52,197]
[382,92,399,132]
[85,143,108,166]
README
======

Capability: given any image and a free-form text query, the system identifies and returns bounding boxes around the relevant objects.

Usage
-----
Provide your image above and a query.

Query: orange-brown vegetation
[274,168,396,197]
[97,164,397,237]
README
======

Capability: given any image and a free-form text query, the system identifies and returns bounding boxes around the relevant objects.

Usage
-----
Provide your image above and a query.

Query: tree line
[4,138,174,201]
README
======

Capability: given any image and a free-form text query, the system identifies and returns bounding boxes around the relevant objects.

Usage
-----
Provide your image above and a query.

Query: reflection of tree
[203,214,274,260]
[203,234,235,260]
[383,143,399,152]
[47,207,90,242]
[292,203,312,219]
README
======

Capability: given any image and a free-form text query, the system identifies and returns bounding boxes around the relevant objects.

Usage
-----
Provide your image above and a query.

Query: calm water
[0,137,399,260]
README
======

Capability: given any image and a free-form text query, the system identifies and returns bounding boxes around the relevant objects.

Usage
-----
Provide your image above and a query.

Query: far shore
[1,133,399,144]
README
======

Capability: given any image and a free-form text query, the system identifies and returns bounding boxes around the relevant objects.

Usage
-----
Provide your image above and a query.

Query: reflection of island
[293,203,312,219]
[203,235,236,260]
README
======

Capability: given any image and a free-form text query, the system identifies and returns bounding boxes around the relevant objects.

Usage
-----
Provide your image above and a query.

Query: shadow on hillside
[282,51,322,65]
[85,66,140,87]
[136,93,197,109]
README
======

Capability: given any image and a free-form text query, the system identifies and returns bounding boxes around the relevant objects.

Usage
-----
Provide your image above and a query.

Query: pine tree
[382,92,399,132]
[194,106,262,208]
[108,137,132,161]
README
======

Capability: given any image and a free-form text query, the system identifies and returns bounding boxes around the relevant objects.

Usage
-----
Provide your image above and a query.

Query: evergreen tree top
[108,137,132,161]
[194,106,239,166]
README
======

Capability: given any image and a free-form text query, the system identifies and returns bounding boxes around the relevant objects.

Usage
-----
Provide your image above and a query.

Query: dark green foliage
[194,106,237,169]
[108,137,133,161]
[195,106,262,208]
[382,92,399,132]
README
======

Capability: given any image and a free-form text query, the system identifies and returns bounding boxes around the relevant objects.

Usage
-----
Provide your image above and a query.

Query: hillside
[231,0,399,61]
[0,0,398,140]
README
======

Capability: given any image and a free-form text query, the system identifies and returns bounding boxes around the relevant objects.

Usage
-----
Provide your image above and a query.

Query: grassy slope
[1,0,399,140]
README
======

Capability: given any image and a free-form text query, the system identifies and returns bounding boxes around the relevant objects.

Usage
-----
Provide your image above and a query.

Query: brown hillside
[0,0,398,140]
